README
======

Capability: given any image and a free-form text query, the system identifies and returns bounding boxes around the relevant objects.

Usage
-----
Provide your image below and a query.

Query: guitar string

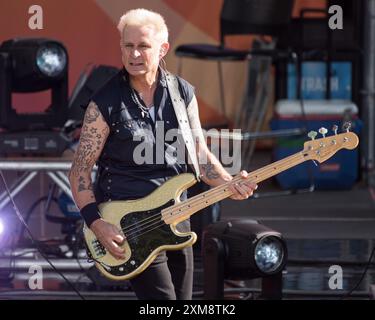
[125,219,178,243]
[120,152,306,242]
[125,218,169,243]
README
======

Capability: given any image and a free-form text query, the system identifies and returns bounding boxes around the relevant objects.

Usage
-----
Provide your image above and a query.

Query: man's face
[121,25,167,76]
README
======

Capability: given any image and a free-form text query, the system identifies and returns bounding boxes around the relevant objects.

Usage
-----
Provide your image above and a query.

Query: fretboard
[162,151,308,225]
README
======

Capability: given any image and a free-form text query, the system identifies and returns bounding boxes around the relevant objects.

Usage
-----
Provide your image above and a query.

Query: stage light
[0,38,68,92]
[202,219,288,299]
[36,45,67,78]
[254,236,285,274]
[0,38,68,131]
[0,38,70,155]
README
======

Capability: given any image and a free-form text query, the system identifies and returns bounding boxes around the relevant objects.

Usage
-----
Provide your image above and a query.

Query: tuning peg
[308,131,318,140]
[319,127,328,138]
[332,125,338,135]
[343,122,352,132]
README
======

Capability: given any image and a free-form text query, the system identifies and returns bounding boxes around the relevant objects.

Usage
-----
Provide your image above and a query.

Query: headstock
[302,123,359,163]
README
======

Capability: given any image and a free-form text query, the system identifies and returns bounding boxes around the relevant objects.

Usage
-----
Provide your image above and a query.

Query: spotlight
[254,236,285,274]
[202,219,288,299]
[0,38,68,131]
[36,45,67,78]
[0,38,70,155]
[0,38,68,94]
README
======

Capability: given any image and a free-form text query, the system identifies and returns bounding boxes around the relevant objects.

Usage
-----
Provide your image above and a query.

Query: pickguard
[105,200,191,277]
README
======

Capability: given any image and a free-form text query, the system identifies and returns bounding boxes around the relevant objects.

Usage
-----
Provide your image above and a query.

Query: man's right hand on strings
[90,219,126,260]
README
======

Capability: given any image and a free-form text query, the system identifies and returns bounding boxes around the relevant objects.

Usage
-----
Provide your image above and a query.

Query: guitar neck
[162,150,309,225]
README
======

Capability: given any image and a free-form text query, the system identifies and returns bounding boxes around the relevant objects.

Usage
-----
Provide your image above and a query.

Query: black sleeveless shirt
[89,68,195,204]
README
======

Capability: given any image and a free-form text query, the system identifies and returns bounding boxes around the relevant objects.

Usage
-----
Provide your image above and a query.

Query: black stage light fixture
[202,219,288,299]
[0,38,68,131]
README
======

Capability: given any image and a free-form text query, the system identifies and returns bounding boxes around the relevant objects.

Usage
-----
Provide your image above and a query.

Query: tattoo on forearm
[202,161,220,180]
[70,103,109,181]
[77,176,93,193]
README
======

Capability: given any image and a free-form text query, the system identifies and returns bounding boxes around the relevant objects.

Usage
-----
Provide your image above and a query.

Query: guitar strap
[165,72,202,181]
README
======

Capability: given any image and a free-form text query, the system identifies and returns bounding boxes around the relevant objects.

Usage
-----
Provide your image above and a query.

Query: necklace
[130,87,150,118]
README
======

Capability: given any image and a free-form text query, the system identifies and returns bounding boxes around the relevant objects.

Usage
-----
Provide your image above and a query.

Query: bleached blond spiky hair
[117,8,169,43]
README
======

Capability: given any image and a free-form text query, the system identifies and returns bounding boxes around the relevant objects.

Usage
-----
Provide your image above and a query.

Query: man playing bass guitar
[68,8,257,300]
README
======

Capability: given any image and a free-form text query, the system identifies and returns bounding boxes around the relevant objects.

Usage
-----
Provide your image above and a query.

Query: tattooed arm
[197,140,257,200]
[68,101,109,210]
[68,101,125,259]
[187,95,256,200]
[197,141,232,187]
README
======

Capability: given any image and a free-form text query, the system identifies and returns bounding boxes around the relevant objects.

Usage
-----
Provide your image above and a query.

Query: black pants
[129,220,194,300]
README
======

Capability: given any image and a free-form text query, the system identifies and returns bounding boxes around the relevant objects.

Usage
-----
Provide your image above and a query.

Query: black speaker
[68,65,120,123]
